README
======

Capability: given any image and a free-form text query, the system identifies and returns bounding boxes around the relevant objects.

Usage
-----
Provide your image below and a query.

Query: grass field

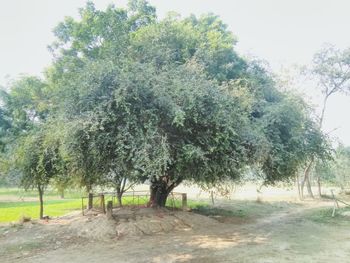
[0,199,82,223]
[3,185,350,263]
[0,187,86,223]
[0,187,208,223]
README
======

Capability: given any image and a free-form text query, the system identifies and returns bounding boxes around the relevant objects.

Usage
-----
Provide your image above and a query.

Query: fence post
[88,193,93,210]
[100,194,106,214]
[106,201,113,220]
[181,193,187,211]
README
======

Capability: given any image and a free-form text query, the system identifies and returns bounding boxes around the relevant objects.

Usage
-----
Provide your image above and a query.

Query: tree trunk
[148,176,181,208]
[116,187,123,206]
[114,176,130,207]
[296,174,301,200]
[301,159,314,199]
[150,181,168,207]
[88,193,93,210]
[38,185,44,219]
[60,189,64,199]
[306,176,314,198]
[313,94,329,198]
[148,184,156,207]
[86,184,92,194]
[317,176,322,197]
[316,176,322,198]
[301,94,329,200]
[100,194,106,214]
[300,179,305,199]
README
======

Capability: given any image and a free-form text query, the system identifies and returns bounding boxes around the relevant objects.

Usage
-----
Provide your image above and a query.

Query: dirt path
[2,200,350,263]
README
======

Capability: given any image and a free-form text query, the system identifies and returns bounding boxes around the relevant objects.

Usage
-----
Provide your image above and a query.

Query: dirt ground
[1,186,350,263]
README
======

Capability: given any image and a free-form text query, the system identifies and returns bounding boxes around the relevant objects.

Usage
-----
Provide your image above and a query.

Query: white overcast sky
[1,0,350,144]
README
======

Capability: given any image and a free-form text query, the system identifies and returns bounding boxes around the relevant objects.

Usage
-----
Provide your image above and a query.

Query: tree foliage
[315,145,350,189]
[0,1,332,208]
[299,44,350,198]
[15,126,63,218]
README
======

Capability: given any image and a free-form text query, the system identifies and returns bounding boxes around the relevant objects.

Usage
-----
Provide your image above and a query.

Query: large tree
[45,1,331,206]
[45,1,256,206]
[0,0,331,209]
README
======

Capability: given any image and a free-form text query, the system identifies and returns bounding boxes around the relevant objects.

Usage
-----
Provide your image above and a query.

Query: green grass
[193,205,247,218]
[0,187,85,222]
[306,206,350,226]
[165,199,208,209]
[0,186,211,223]
[192,200,300,219]
[0,199,82,223]
[0,189,208,223]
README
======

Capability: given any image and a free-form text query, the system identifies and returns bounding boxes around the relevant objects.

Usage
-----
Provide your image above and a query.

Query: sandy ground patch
[1,184,350,263]
[1,198,350,263]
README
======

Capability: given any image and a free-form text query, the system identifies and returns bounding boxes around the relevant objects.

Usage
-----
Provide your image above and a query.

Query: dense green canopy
[0,0,331,207]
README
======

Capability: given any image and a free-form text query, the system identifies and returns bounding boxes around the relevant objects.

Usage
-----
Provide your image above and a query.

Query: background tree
[0,76,50,187]
[302,45,350,197]
[315,145,350,191]
[15,128,63,219]
[333,146,350,190]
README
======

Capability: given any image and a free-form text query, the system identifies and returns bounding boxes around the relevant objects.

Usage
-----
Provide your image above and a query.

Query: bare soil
[1,188,350,262]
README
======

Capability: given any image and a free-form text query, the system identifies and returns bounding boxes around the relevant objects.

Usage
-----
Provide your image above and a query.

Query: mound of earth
[67,208,219,240]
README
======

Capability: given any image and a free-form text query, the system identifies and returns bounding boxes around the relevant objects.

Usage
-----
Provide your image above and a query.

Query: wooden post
[100,194,106,214]
[88,193,93,210]
[182,193,187,211]
[106,201,113,220]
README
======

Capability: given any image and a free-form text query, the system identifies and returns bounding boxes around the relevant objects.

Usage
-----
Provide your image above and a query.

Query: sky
[0,0,350,144]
